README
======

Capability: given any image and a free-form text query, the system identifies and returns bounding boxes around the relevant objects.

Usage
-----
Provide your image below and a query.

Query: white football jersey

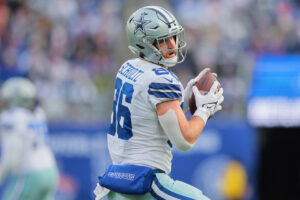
[108,58,184,174]
[0,107,56,175]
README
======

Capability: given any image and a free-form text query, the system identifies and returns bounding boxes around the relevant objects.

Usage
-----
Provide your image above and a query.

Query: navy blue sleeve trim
[149,83,181,91]
[148,82,182,99]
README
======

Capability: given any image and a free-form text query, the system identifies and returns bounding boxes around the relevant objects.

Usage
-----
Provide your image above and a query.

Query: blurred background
[0,0,300,199]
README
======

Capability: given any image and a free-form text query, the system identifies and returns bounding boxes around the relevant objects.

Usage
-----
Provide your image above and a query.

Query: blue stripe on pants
[151,177,195,200]
[150,173,210,200]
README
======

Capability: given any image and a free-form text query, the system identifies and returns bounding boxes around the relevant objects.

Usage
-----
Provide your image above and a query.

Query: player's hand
[183,68,210,112]
[192,81,224,123]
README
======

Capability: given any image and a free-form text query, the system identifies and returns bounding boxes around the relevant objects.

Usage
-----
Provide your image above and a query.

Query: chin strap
[160,55,178,67]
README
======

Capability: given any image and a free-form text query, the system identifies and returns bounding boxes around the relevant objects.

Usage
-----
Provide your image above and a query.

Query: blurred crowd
[0,0,300,121]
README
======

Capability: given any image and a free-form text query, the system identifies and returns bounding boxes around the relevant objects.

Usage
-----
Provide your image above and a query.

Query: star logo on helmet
[133,12,151,34]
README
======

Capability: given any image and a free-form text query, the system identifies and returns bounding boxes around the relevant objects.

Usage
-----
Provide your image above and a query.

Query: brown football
[189,71,219,115]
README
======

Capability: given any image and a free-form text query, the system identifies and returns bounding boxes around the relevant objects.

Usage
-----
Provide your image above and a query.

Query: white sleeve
[147,74,183,107]
[158,109,194,152]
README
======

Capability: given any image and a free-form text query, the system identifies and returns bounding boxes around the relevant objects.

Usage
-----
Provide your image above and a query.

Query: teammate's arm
[0,130,26,184]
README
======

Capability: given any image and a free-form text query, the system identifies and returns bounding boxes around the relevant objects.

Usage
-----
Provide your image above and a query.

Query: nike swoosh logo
[206,105,215,109]
[203,102,217,109]
[163,77,173,83]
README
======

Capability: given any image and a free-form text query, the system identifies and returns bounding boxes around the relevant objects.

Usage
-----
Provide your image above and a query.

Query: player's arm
[157,100,205,145]
[0,127,26,184]
[157,81,224,151]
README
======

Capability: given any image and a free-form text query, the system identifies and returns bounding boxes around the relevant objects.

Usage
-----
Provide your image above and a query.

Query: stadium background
[0,0,300,199]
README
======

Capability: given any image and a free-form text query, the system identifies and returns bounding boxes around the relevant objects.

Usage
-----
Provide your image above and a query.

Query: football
[189,71,219,115]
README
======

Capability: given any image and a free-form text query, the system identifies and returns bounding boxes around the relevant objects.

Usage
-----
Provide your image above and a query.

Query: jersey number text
[108,77,134,140]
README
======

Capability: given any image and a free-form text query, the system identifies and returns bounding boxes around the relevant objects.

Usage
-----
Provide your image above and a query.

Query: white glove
[192,81,224,123]
[183,68,211,112]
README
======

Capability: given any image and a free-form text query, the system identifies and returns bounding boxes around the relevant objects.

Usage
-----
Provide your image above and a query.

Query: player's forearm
[177,111,205,145]
[157,100,206,147]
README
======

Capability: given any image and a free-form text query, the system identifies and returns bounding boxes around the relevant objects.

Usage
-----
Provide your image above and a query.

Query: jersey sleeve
[147,74,183,107]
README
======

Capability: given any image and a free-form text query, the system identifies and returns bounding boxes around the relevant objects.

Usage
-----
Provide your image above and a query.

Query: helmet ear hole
[153,40,158,49]
[136,44,144,49]
[139,52,145,58]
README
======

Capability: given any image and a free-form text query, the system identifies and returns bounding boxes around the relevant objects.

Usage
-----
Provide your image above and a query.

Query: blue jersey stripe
[148,90,182,99]
[149,83,181,91]
[153,177,195,200]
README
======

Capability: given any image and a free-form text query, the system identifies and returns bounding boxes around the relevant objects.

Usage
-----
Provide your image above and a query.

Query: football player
[94,6,224,200]
[0,77,59,200]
